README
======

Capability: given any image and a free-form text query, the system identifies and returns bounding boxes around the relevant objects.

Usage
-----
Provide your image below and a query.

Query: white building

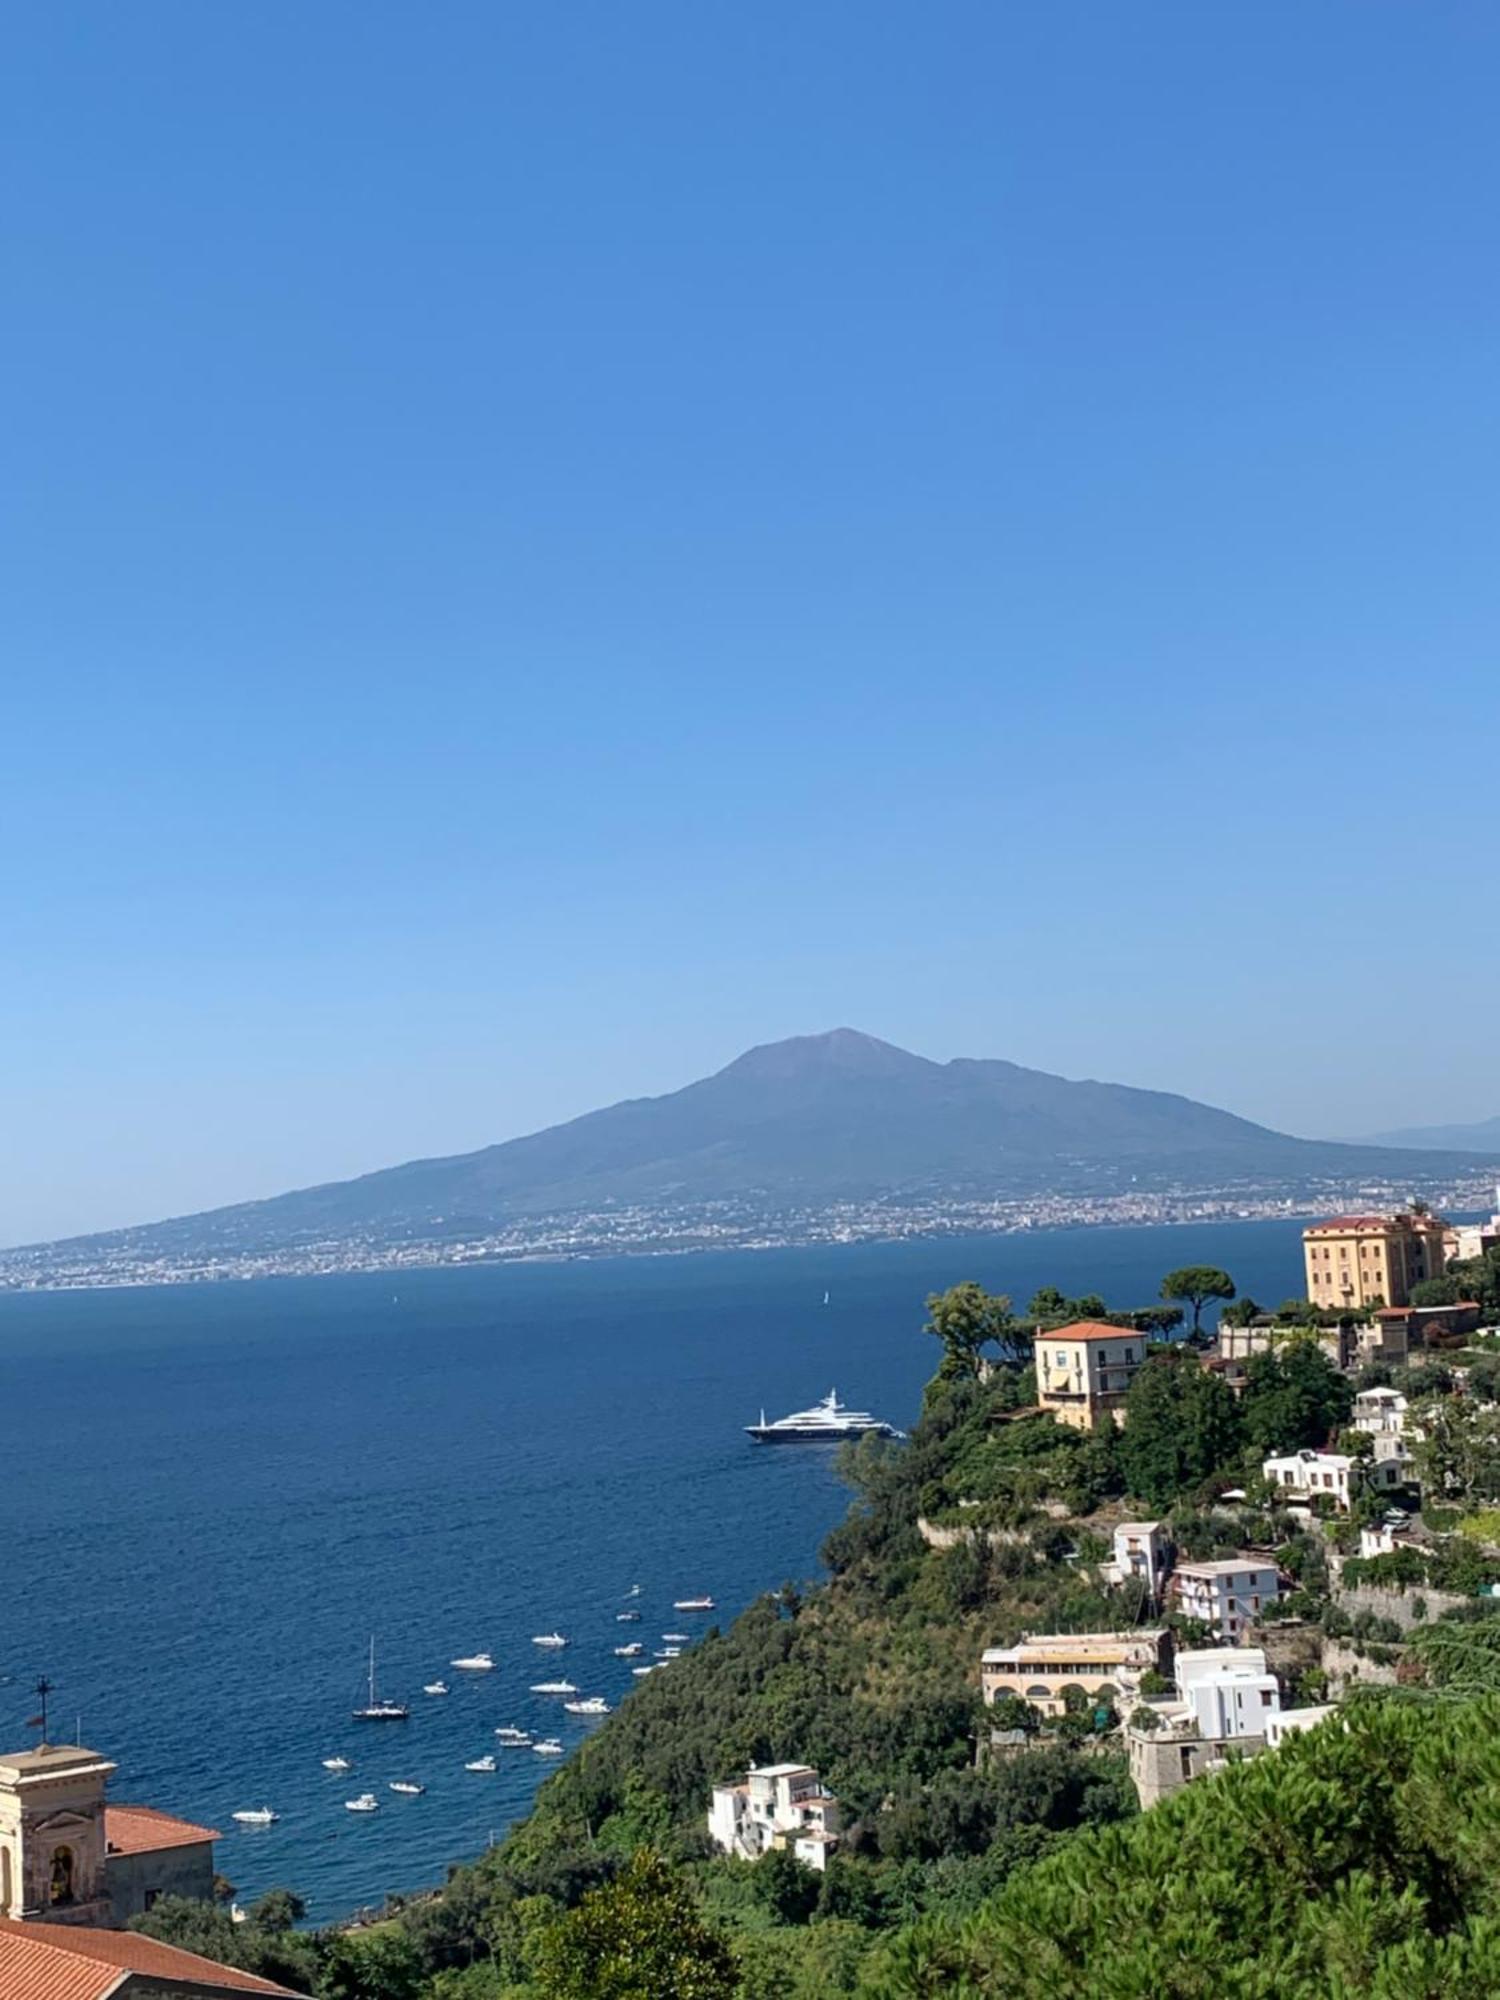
[1262,1447,1403,1511]
[1264,1704,1337,1750]
[1175,1647,1280,1738]
[1353,1387,1408,1436]
[1107,1522,1171,1600]
[1171,1558,1280,1642]
[707,1763,842,1872]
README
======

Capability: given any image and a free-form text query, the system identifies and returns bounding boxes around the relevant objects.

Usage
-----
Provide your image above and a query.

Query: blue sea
[0,1218,1307,1923]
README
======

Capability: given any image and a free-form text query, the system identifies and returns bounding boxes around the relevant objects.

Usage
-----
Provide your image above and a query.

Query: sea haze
[1,1220,1307,1922]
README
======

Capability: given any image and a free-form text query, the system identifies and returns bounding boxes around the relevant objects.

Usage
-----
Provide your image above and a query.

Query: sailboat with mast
[351,1636,408,1721]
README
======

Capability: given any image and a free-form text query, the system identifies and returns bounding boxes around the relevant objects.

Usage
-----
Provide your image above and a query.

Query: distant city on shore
[6,1047,1500,1290]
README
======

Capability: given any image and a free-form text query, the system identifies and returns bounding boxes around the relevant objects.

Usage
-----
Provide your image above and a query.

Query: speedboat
[494,1726,532,1745]
[746,1389,902,1444]
[631,1664,655,1676]
[563,1697,610,1715]
[661,1632,689,1643]
[389,1781,424,1796]
[530,1678,578,1695]
[613,1642,643,1657]
[423,1682,448,1696]
[451,1653,494,1672]
[321,1757,350,1772]
[672,1597,715,1612]
[232,1808,278,1825]
[464,1754,497,1773]
[625,1584,641,1597]
[345,1794,379,1813]
[532,1738,564,1755]
[531,1632,568,1648]
[615,1611,641,1623]
[653,1648,680,1660]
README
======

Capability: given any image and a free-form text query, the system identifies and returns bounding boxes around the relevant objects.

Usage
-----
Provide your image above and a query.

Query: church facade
[0,1742,218,1927]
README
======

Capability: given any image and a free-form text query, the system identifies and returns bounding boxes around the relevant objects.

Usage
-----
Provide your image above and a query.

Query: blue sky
[4,3,1499,1243]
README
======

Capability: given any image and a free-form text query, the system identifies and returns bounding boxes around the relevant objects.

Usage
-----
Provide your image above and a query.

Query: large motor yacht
[745,1389,901,1444]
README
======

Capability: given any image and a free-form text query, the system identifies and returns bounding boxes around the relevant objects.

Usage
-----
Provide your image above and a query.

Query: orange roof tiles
[0,1920,298,1999]
[1041,1321,1136,1342]
[104,1803,220,1855]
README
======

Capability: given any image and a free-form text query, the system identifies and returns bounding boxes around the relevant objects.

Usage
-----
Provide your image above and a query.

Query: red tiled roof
[1305,1216,1402,1232]
[1038,1321,1135,1343]
[0,1919,299,1999]
[105,1803,220,1855]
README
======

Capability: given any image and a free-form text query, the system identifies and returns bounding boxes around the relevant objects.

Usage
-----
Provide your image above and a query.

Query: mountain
[17,1030,1500,1274]
[1354,1114,1500,1152]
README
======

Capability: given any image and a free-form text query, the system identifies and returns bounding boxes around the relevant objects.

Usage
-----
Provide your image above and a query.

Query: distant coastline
[3,1170,1495,1293]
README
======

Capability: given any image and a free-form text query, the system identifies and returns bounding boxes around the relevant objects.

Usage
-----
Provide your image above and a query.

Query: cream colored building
[1303,1212,1446,1311]
[980,1630,1169,1716]
[0,1743,218,1928]
[1034,1321,1143,1431]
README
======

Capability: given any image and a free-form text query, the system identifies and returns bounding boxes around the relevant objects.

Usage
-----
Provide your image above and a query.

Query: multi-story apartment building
[1303,1212,1446,1311]
[1171,1558,1280,1641]
[1034,1321,1143,1431]
[1107,1522,1171,1601]
[980,1630,1170,1716]
[707,1763,842,1871]
[1262,1447,1404,1511]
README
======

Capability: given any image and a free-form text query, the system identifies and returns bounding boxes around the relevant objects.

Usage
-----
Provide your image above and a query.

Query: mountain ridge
[15,1030,1500,1270]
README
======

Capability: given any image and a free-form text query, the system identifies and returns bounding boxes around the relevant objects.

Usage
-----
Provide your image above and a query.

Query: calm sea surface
[0,1218,1307,1922]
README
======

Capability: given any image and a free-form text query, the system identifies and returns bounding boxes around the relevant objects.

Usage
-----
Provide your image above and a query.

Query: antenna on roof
[27,1677,53,1749]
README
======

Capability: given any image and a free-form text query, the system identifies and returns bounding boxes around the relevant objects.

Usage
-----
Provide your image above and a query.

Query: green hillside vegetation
[134,1271,1500,1996]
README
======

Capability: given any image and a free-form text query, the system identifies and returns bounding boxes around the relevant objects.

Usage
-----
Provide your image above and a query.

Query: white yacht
[532,1737,564,1756]
[530,1678,577,1696]
[672,1596,715,1612]
[661,1632,689,1643]
[232,1807,278,1825]
[563,1697,610,1715]
[464,1754,497,1773]
[631,1664,655,1677]
[615,1611,641,1623]
[321,1757,350,1773]
[531,1632,568,1648]
[746,1389,901,1444]
[345,1794,379,1813]
[613,1642,643,1657]
[495,1726,532,1745]
[389,1781,424,1796]
[423,1681,449,1697]
[450,1652,494,1672]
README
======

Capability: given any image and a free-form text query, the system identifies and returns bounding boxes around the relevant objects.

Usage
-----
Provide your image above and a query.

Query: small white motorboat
[345,1794,379,1813]
[232,1807,279,1825]
[451,1653,494,1672]
[494,1726,532,1745]
[613,1642,643,1657]
[529,1679,577,1695]
[625,1583,641,1597]
[464,1754,497,1773]
[661,1632,689,1643]
[673,1596,715,1612]
[653,1648,680,1660]
[531,1632,568,1648]
[321,1757,350,1772]
[631,1665,655,1677]
[532,1737,564,1755]
[563,1697,610,1715]
[423,1682,449,1696]
[389,1781,425,1796]
[615,1610,641,1622]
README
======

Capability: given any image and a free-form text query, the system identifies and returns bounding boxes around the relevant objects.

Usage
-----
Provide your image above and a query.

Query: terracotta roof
[105,1803,220,1855]
[0,1920,299,1999]
[1038,1321,1136,1343]
[1306,1214,1436,1233]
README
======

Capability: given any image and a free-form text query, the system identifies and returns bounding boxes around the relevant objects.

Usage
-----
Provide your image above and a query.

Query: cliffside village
[708,1203,1500,1869]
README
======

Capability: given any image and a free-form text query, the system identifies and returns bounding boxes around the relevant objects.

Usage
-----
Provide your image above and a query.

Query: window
[144,1889,161,1912]
[49,1846,74,1906]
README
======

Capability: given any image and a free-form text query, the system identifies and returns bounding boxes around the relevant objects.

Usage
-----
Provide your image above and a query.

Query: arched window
[1025,1683,1053,1701]
[50,1845,75,1905]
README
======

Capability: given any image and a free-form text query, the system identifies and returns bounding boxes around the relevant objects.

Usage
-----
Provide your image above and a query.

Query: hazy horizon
[7,3,1500,1242]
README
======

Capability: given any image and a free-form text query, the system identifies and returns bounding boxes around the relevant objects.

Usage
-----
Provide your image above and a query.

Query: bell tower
[0,1741,116,1926]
